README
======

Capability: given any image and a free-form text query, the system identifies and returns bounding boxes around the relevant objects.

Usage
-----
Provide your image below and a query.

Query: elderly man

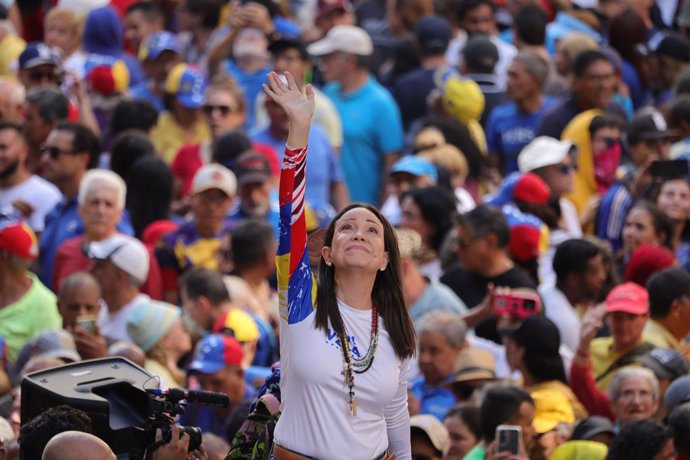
[156,163,236,304]
[0,218,61,362]
[39,123,134,288]
[51,169,160,297]
[609,367,660,428]
[307,25,403,205]
[0,121,60,233]
[85,234,152,344]
[487,51,558,174]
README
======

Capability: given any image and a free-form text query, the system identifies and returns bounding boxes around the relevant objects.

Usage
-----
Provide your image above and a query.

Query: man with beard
[0,121,60,233]
[229,152,279,237]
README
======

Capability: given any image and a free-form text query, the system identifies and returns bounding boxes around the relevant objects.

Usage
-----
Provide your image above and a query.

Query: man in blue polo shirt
[307,25,403,205]
[38,122,133,287]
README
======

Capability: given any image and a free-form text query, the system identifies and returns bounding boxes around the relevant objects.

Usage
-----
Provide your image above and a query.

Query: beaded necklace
[338,303,379,416]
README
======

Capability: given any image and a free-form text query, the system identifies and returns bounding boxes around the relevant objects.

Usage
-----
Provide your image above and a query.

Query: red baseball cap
[513,173,551,206]
[0,220,38,260]
[605,282,649,315]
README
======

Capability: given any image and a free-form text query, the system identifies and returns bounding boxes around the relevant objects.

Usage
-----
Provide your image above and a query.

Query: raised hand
[263,71,315,126]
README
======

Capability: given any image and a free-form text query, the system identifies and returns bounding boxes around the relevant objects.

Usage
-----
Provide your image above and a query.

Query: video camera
[21,357,229,459]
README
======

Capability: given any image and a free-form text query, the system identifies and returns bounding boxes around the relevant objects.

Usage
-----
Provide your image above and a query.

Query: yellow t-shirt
[526,380,589,421]
[590,337,652,391]
[0,34,25,78]
[151,112,211,164]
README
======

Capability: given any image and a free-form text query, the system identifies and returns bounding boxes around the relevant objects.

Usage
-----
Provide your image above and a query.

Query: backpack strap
[595,342,656,383]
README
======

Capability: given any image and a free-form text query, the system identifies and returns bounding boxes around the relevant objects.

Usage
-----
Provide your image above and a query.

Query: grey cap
[664,374,690,414]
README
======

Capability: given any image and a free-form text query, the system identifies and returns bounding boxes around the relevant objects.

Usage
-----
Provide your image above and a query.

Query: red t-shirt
[52,235,163,300]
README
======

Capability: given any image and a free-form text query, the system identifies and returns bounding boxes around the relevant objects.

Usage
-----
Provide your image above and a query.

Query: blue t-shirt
[128,82,164,112]
[223,60,271,133]
[486,97,558,174]
[596,180,634,252]
[410,376,456,421]
[251,124,342,209]
[39,196,134,287]
[324,76,403,204]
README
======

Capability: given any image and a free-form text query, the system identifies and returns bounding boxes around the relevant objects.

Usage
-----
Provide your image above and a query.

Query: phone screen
[496,426,521,455]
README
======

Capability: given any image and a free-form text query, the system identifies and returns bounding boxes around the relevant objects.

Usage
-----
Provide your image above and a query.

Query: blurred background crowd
[3,0,690,458]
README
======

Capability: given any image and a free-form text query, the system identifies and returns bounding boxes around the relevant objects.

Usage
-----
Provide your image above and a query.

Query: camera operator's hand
[153,424,189,460]
[187,445,208,460]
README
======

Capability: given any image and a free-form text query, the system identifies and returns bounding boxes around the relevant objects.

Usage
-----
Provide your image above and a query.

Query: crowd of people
[3,0,690,458]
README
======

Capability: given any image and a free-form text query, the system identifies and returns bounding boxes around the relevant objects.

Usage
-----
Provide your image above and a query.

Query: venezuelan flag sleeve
[276,145,318,325]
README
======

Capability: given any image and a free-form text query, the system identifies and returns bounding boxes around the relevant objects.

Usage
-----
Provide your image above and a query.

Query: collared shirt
[410,376,456,421]
[39,195,134,287]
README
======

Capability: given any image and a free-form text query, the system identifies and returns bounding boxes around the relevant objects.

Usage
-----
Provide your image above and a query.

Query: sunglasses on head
[40,145,73,159]
[203,104,233,116]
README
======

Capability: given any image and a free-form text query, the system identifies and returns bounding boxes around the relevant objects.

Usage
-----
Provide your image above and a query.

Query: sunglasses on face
[203,104,234,116]
[40,145,73,159]
[29,70,61,83]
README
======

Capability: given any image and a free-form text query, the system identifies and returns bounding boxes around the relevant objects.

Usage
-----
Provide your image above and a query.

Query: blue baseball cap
[188,334,243,374]
[138,31,179,61]
[165,63,207,109]
[19,42,61,70]
[390,156,438,181]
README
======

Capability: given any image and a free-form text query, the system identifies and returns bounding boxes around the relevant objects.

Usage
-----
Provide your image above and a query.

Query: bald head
[41,431,115,460]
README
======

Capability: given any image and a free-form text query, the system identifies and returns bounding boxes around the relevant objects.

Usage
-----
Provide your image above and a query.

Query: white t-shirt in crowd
[0,176,61,231]
[539,285,581,355]
[97,293,149,342]
[274,300,412,460]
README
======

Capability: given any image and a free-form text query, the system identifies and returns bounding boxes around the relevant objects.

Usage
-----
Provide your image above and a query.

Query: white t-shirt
[97,293,148,342]
[274,300,412,460]
[0,176,61,232]
[539,285,580,354]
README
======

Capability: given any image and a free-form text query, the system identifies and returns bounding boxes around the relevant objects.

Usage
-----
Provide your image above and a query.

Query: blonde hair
[415,127,469,182]
[395,228,425,261]
[45,7,84,44]
[558,32,598,66]
[208,73,247,113]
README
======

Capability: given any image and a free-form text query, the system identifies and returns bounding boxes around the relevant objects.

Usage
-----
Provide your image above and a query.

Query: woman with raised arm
[264,72,416,460]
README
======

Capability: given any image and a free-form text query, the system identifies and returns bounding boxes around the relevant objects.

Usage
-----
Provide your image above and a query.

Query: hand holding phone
[496,425,522,455]
[493,289,541,319]
[76,315,98,335]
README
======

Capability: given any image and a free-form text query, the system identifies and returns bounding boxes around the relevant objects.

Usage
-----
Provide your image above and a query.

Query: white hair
[78,169,126,210]
[609,367,660,401]
[417,311,467,347]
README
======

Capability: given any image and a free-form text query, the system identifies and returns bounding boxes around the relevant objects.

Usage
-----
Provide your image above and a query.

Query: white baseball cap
[192,164,237,197]
[307,25,373,56]
[518,136,574,172]
[85,234,149,285]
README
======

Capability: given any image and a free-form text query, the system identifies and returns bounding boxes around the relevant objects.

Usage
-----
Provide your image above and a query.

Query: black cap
[640,348,689,381]
[570,416,616,441]
[649,32,690,62]
[501,315,561,355]
[268,38,309,60]
[235,152,273,186]
[415,15,451,55]
[626,111,671,145]
[462,35,499,73]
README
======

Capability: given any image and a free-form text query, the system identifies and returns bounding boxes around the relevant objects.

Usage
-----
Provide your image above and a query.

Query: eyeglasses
[616,389,655,403]
[203,104,234,116]
[558,164,577,175]
[40,145,74,159]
